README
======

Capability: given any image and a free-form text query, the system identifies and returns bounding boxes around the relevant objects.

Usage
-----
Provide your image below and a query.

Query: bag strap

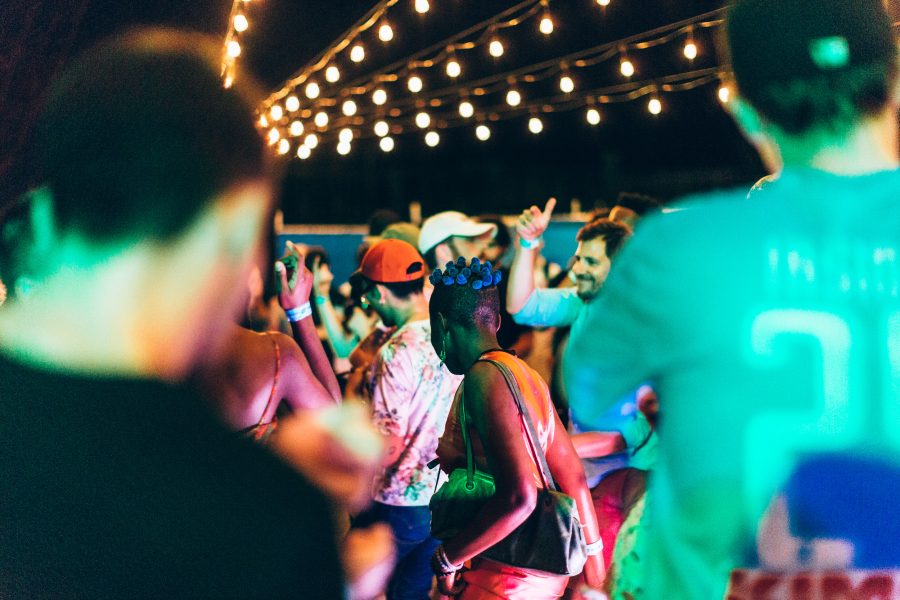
[457,383,478,489]
[480,357,558,493]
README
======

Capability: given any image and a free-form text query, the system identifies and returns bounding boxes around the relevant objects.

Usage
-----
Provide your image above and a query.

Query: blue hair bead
[456,274,467,285]
[483,261,492,271]
[482,274,492,286]
[447,267,458,277]
[445,261,456,271]
[472,279,483,290]
[442,275,454,286]
[471,257,480,268]
[456,256,467,268]
[492,271,502,285]
[461,267,472,278]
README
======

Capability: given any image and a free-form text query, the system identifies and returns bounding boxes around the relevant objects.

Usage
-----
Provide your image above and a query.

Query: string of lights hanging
[221,0,254,89]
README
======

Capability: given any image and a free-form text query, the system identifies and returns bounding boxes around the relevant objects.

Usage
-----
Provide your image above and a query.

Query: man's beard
[575,277,600,300]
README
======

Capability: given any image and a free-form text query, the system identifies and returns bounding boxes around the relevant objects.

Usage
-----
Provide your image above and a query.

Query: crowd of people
[2,0,900,598]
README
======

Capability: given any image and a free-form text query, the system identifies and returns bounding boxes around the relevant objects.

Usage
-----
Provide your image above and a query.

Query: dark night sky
[2,0,767,223]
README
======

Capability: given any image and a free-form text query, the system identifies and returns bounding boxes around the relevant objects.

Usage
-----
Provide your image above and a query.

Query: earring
[438,335,447,367]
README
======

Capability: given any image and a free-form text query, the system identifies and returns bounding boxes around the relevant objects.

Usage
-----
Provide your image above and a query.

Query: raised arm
[275,332,339,409]
[507,198,556,314]
[275,242,342,403]
[310,256,359,359]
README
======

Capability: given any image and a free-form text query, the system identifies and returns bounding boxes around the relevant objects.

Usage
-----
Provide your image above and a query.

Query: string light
[268,128,280,145]
[459,100,475,118]
[539,12,554,35]
[277,139,290,155]
[506,88,522,107]
[337,141,352,155]
[378,22,394,42]
[620,55,635,78]
[224,75,234,89]
[380,136,395,152]
[350,44,366,63]
[374,120,390,137]
[488,37,504,58]
[415,0,430,14]
[648,95,662,115]
[304,133,318,148]
[559,75,575,94]
[339,128,354,143]
[528,116,544,134]
[424,131,440,147]
[408,74,424,93]
[325,65,340,83]
[297,145,311,160]
[586,107,601,125]
[415,111,431,128]
[342,100,358,116]
[270,105,284,121]
[718,85,731,103]
[289,120,304,137]
[597,0,610,5]
[258,115,269,128]
[314,111,329,128]
[227,40,242,58]
[285,95,300,112]
[475,124,491,141]
[446,59,461,78]
[233,14,249,32]
[683,30,698,60]
[305,82,320,99]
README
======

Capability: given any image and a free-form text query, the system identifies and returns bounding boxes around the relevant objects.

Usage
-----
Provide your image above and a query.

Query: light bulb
[718,85,731,103]
[277,139,290,155]
[415,112,431,129]
[233,14,249,32]
[258,115,269,127]
[506,89,522,107]
[415,0,430,14]
[268,128,280,145]
[489,39,504,58]
[325,65,340,83]
[620,58,634,77]
[648,97,662,115]
[378,23,394,42]
[539,15,554,35]
[269,105,283,121]
[297,145,311,160]
[683,41,698,60]
[289,120,304,137]
[374,120,390,137]
[476,124,491,141]
[314,111,328,127]
[339,128,353,144]
[408,75,423,93]
[342,100,357,116]
[285,96,300,112]
[305,82,320,99]
[337,141,352,155]
[424,131,440,147]
[459,101,474,118]
[380,136,395,152]
[350,44,365,63]
[559,75,575,94]
[227,40,241,58]
[224,75,234,89]
[597,0,610,5]
[446,60,461,78]
[528,117,543,134]
[372,88,387,105]
[304,133,318,149]
[586,108,601,125]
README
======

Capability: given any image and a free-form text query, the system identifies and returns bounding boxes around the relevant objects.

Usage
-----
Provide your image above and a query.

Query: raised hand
[275,241,314,311]
[515,197,557,243]
[312,255,334,298]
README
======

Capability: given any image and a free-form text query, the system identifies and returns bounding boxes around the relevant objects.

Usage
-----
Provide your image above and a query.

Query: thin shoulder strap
[457,382,478,489]
[481,357,558,492]
[254,332,282,428]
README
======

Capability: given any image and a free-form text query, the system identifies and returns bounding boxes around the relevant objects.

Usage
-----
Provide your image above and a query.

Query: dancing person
[419,211,497,271]
[430,258,605,598]
[565,0,900,597]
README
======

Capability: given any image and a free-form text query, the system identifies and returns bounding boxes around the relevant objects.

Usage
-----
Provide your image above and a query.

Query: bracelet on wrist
[434,544,463,574]
[519,236,543,250]
[314,294,328,306]
[585,538,603,556]
[285,302,313,322]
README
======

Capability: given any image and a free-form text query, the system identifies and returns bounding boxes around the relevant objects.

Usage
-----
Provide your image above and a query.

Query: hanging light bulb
[342,100,357,116]
[415,0,430,14]
[408,75,423,93]
[350,44,365,63]
[528,117,543,134]
[683,39,698,60]
[446,59,461,78]
[559,75,575,94]
[378,22,394,42]
[597,0,610,5]
[227,40,242,58]
[233,14,249,32]
[304,133,318,148]
[415,112,431,129]
[506,89,522,107]
[285,96,300,112]
[488,38,504,58]
[297,145,312,160]
[277,139,290,155]
[325,65,340,83]
[648,96,662,115]
[475,124,491,141]
[258,115,269,128]
[224,74,234,89]
[718,85,731,103]
[539,13,554,35]
[586,108,601,125]
[372,88,387,105]
[338,128,354,144]
[337,141,352,155]
[424,131,440,147]
[269,105,284,121]
[374,120,390,137]
[459,100,474,118]
[380,136,395,152]
[305,81,320,99]
[289,120,304,137]
[268,128,280,145]
[620,56,635,77]
[314,111,329,128]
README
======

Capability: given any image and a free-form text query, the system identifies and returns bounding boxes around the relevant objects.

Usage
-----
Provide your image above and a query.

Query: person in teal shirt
[567,0,900,597]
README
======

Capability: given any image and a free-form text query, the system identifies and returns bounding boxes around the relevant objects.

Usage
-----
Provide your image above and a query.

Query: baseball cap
[727,0,895,91]
[418,211,498,254]
[381,222,421,248]
[353,238,425,283]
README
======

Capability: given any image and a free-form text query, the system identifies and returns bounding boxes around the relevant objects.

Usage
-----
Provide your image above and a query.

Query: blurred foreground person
[566,0,900,597]
[430,258,605,599]
[0,30,349,598]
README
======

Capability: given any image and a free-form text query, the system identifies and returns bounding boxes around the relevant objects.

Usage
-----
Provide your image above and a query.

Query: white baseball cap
[418,211,497,254]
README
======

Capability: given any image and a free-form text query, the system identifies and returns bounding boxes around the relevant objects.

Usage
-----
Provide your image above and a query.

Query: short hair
[380,277,424,301]
[614,192,661,216]
[367,209,402,237]
[34,29,269,244]
[429,277,500,332]
[576,218,631,258]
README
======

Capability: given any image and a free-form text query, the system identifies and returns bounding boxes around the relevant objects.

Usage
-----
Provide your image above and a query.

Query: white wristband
[585,538,603,556]
[285,302,312,322]
[519,236,543,250]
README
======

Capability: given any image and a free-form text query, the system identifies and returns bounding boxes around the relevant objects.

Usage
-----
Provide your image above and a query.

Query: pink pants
[459,558,568,599]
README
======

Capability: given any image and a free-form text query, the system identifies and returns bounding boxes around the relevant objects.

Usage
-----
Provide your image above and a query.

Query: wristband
[585,538,603,556]
[314,294,328,306]
[285,302,312,322]
[519,236,543,250]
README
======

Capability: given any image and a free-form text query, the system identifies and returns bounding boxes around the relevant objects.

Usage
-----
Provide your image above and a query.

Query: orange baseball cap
[355,238,425,283]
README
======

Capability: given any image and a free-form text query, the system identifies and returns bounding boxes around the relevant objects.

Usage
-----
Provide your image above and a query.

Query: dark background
[1,0,766,224]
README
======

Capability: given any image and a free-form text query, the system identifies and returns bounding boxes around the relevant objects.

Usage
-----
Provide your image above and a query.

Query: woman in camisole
[428,258,606,599]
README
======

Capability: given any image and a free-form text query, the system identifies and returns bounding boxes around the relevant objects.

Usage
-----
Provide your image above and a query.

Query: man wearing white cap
[418,211,497,271]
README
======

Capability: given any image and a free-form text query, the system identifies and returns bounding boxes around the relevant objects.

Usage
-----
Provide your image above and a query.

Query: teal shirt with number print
[566,168,900,599]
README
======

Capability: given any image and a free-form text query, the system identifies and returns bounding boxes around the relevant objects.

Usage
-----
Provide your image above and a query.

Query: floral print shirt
[367,319,463,506]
